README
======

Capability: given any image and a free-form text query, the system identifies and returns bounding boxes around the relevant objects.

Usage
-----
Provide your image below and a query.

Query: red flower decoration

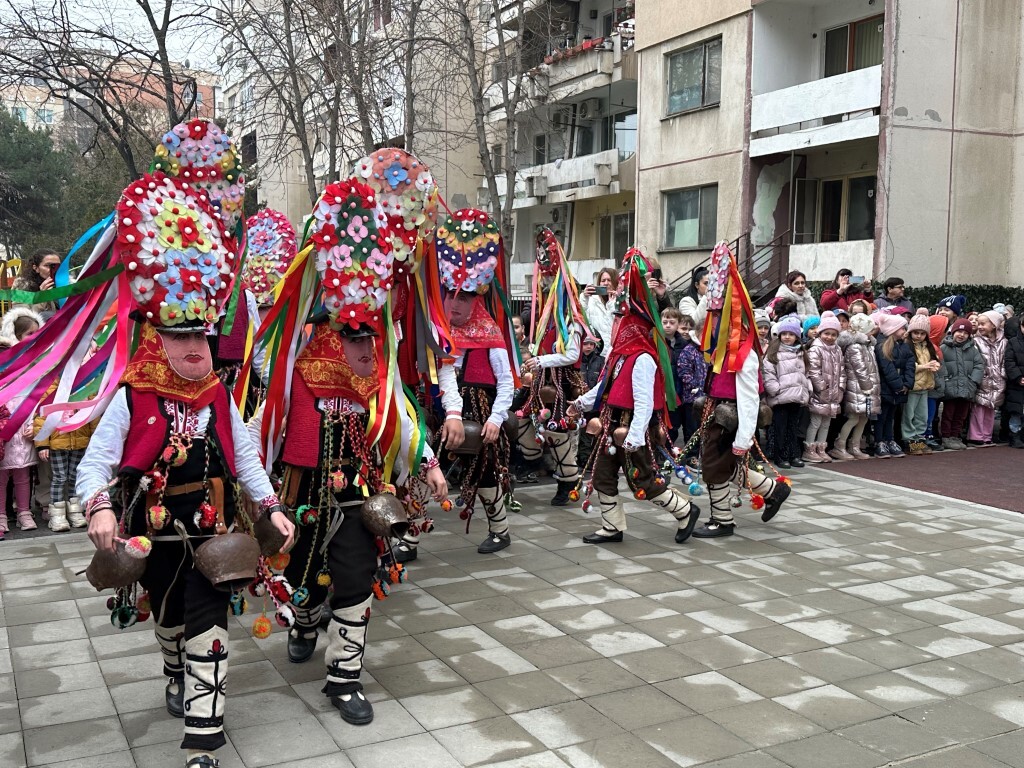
[188,119,206,137]
[311,223,339,249]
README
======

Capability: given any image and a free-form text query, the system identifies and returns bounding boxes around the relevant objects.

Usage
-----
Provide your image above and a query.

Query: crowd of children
[659,294,1021,469]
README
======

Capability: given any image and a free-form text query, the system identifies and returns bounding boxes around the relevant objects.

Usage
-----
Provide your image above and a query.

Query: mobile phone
[850,276,866,284]
[651,269,663,280]
[595,286,608,296]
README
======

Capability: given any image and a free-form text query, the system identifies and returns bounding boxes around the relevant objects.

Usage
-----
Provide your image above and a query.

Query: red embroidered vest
[461,348,496,387]
[709,369,764,400]
[215,293,250,364]
[120,386,237,477]
[281,373,322,469]
[606,353,666,411]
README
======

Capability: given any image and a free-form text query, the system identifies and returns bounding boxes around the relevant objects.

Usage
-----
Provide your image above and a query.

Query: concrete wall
[790,240,873,281]
[635,12,750,284]
[880,0,1023,287]
[569,191,636,261]
[636,0,751,52]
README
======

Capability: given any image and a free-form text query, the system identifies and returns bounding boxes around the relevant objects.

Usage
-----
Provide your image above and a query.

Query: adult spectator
[679,266,709,321]
[774,271,819,319]
[12,248,61,320]
[874,277,914,314]
[645,256,672,313]
[820,269,874,312]
[582,267,618,357]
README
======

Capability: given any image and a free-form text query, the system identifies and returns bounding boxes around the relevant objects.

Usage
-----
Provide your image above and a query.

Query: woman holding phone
[583,267,619,357]
[12,248,62,320]
[820,268,874,313]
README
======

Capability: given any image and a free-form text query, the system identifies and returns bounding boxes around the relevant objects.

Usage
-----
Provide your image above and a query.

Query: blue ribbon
[55,213,115,308]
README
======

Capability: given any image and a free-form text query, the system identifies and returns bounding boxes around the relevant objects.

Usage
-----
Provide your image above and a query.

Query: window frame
[664,36,722,118]
[822,13,884,77]
[807,171,877,243]
[661,184,718,252]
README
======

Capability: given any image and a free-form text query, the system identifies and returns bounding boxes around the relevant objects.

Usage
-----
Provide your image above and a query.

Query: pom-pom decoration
[568,489,580,502]
[778,475,792,487]
[688,482,703,496]
[198,502,217,529]
[307,179,394,330]
[750,494,765,510]
[267,553,290,571]
[634,489,647,500]
[123,536,152,559]
[439,499,453,512]
[292,586,310,607]
[353,149,437,271]
[243,209,297,305]
[538,408,551,421]
[147,504,170,531]
[436,208,502,293]
[137,592,152,614]
[116,172,237,329]
[275,604,295,628]
[252,615,272,639]
[229,592,248,616]
[152,118,246,233]
[316,569,332,587]
[581,500,593,514]
[372,580,390,600]
[295,505,319,526]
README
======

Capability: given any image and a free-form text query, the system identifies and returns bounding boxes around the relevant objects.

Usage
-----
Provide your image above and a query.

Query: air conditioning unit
[578,99,601,120]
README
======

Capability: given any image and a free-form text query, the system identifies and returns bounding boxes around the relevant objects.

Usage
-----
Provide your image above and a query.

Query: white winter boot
[66,497,87,528]
[47,502,70,532]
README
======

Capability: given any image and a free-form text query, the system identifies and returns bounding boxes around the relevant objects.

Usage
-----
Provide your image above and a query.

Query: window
[793,174,876,244]
[663,185,717,249]
[598,211,636,263]
[602,12,614,38]
[36,108,53,124]
[13,107,27,123]
[611,110,636,159]
[491,144,503,174]
[372,0,392,30]
[666,37,721,115]
[533,134,548,166]
[824,15,884,77]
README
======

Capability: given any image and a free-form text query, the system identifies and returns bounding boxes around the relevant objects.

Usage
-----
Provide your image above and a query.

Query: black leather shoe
[477,532,511,554]
[331,689,374,725]
[550,480,574,506]
[674,501,701,544]
[790,457,805,468]
[186,756,220,768]
[394,544,418,563]
[761,481,791,523]
[775,459,791,469]
[165,677,184,718]
[582,530,623,544]
[287,630,318,663]
[692,519,735,538]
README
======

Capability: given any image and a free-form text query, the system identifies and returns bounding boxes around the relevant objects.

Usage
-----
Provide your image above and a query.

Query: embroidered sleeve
[77,388,130,503]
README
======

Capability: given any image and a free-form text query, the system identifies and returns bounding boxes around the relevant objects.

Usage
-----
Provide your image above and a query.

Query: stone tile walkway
[4,467,1024,767]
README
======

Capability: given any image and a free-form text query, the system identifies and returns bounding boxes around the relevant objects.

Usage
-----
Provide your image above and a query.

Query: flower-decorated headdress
[701,241,758,374]
[118,172,236,331]
[152,118,246,235]
[243,209,297,306]
[437,209,501,294]
[528,227,589,356]
[353,149,451,386]
[437,209,520,374]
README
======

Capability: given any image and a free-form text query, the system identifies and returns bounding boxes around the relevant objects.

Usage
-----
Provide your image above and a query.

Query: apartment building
[637,0,1024,290]
[480,0,638,293]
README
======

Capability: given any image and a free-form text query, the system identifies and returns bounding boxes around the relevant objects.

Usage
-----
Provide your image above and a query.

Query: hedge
[805,283,1024,313]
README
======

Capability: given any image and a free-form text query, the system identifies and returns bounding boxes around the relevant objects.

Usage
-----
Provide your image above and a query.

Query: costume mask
[445,292,475,327]
[341,335,375,378]
[159,331,214,380]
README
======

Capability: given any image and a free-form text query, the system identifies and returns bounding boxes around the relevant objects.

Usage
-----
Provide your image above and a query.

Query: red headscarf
[450,296,505,351]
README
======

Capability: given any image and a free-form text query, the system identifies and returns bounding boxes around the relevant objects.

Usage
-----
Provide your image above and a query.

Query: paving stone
[556,732,679,768]
[314,699,422,749]
[347,732,461,768]
[19,686,117,729]
[672,635,770,670]
[510,700,623,749]
[371,659,467,698]
[475,671,577,714]
[445,647,538,683]
[509,636,601,670]
[657,670,763,714]
[130,738,245,768]
[835,671,946,711]
[899,699,1018,742]
[401,685,504,729]
[765,732,888,768]
[584,685,692,730]
[720,658,827,698]
[773,684,889,730]
[23,716,128,765]
[11,639,94,672]
[414,625,503,657]
[962,684,1024,727]
[708,699,823,748]
[14,661,104,697]
[838,715,958,761]
[230,716,337,768]
[894,658,1004,696]
[537,606,619,634]
[634,715,758,766]
[896,746,1020,768]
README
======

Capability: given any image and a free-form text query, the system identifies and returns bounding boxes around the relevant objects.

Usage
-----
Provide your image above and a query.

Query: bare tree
[0,0,211,177]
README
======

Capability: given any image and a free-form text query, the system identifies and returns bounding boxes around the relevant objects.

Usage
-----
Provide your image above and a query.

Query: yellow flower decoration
[156,200,211,254]
[160,303,185,326]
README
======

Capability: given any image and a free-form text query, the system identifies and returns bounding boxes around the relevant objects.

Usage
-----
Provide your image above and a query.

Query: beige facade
[637,0,1024,292]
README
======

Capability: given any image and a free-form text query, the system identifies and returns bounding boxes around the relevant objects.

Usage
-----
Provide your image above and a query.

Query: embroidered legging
[0,467,31,517]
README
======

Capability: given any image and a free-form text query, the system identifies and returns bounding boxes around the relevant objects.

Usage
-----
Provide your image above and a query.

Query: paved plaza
[4,468,1024,767]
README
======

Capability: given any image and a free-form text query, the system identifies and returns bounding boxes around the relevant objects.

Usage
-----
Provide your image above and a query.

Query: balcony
[749,65,882,157]
[530,32,635,104]
[483,148,634,209]
[789,240,874,282]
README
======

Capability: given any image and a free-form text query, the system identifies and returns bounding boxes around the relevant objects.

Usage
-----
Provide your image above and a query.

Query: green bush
[806,282,1023,313]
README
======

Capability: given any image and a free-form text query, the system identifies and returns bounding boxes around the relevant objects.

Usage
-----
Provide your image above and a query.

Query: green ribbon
[0,265,124,304]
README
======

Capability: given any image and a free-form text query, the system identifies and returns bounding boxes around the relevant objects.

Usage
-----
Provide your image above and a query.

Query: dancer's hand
[38,449,49,462]
[88,508,118,552]
[566,403,580,420]
[425,465,448,501]
[270,509,296,553]
[482,421,500,444]
[441,418,465,450]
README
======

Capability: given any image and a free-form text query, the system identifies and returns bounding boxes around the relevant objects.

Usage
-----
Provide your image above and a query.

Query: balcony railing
[750,65,882,156]
[483,147,631,208]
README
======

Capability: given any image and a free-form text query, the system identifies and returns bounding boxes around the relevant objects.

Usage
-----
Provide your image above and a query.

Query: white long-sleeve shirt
[454,348,514,427]
[535,324,582,369]
[437,361,464,418]
[575,353,656,449]
[77,387,276,504]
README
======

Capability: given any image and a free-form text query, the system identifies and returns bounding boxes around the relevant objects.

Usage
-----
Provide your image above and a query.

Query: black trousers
[770,403,803,462]
[141,542,230,644]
